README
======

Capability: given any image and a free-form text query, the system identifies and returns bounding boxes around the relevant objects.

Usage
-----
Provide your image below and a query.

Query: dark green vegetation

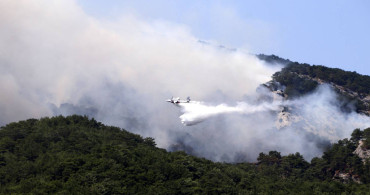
[1,115,370,194]
[258,54,370,96]
[273,63,370,96]
[286,65,367,94]
[258,54,370,113]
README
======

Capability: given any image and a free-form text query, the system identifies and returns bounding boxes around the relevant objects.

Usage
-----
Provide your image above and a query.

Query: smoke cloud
[0,0,369,162]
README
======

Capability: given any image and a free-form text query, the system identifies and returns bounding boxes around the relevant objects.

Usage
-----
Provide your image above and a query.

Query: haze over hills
[168,56,370,161]
[1,1,369,163]
[3,52,369,162]
[1,52,369,164]
[1,1,370,193]
[1,60,369,194]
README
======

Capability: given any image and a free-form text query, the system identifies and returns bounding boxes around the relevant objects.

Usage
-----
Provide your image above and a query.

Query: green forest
[258,54,370,96]
[258,54,370,113]
[1,115,370,194]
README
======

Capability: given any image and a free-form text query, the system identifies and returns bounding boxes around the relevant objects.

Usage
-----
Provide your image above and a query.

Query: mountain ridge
[1,115,370,193]
[258,54,370,115]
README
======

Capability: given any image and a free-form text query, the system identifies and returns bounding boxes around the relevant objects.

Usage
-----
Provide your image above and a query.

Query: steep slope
[1,116,370,194]
[257,55,370,142]
[0,115,218,194]
[258,54,370,115]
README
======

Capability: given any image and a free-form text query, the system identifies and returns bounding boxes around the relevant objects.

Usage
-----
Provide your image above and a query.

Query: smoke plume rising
[0,0,369,162]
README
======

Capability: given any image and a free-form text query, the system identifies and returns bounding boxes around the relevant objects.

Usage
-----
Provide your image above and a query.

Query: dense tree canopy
[258,54,370,114]
[258,54,370,95]
[0,116,370,194]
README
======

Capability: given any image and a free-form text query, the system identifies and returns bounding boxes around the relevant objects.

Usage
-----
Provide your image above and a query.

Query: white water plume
[179,101,280,126]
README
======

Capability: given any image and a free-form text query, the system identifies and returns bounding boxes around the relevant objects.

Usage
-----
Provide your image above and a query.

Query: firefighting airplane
[166,97,191,104]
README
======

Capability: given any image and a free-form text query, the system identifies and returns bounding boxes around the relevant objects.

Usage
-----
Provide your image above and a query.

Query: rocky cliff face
[294,72,370,116]
[354,140,370,163]
[332,170,361,184]
[261,71,370,142]
[258,54,370,116]
[267,72,370,115]
[329,140,370,184]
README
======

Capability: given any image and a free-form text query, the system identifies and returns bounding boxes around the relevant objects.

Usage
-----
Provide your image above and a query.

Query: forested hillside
[258,54,370,114]
[1,115,370,194]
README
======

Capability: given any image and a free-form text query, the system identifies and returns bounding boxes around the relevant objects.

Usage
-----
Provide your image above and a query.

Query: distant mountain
[1,115,370,193]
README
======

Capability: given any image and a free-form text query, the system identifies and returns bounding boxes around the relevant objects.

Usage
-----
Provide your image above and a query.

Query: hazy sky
[77,0,370,75]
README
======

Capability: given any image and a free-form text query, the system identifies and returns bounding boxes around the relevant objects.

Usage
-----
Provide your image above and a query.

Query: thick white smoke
[0,0,369,162]
[173,85,370,161]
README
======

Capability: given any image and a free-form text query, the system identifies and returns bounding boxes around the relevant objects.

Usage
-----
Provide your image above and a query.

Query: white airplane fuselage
[166,97,190,104]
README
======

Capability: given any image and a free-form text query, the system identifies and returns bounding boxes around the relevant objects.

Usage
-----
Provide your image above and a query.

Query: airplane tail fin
[187,96,191,102]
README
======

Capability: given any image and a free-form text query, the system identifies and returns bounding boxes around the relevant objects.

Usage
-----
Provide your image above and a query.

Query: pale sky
[77,0,370,75]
